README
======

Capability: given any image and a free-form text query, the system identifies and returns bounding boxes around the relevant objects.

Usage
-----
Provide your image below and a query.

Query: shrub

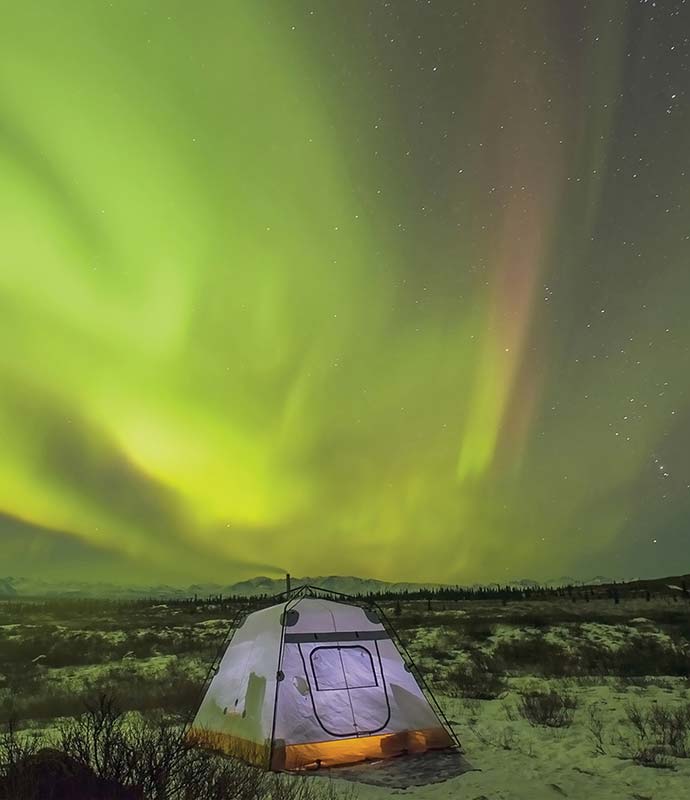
[425,632,461,663]
[501,612,552,629]
[1,660,205,723]
[630,746,676,770]
[613,638,689,677]
[586,703,607,755]
[1,683,86,723]
[621,700,690,766]
[491,632,689,679]
[445,659,507,700]
[518,690,577,728]
[0,624,216,674]
[670,618,690,645]
[576,636,689,678]
[459,618,496,642]
[491,637,576,677]
[0,697,351,800]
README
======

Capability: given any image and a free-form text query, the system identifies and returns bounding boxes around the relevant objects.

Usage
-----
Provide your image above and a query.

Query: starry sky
[1,0,689,587]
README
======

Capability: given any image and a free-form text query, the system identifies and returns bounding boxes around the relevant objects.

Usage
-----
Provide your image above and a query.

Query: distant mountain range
[508,575,616,589]
[0,574,445,599]
[0,573,629,599]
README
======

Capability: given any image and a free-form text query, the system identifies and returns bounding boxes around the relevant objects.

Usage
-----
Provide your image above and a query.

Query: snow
[313,679,690,799]
[3,597,689,799]
[312,608,690,798]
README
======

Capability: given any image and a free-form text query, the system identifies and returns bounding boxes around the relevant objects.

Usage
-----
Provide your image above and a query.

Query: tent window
[310,646,378,691]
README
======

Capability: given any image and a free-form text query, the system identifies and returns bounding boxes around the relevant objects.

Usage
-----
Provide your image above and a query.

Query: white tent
[187,587,457,771]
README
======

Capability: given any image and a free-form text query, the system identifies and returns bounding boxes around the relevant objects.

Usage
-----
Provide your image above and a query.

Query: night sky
[1,1,690,586]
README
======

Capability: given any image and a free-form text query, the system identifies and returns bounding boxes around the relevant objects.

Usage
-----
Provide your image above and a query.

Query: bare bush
[589,637,689,678]
[490,637,576,677]
[1,680,83,723]
[426,631,462,663]
[0,696,351,800]
[445,657,507,700]
[630,746,676,770]
[490,631,689,679]
[1,659,204,723]
[460,618,496,642]
[518,690,578,728]
[586,703,607,755]
[619,700,690,768]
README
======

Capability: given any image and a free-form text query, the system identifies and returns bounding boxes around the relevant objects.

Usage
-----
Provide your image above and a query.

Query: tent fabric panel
[274,636,442,745]
[374,638,444,731]
[191,603,284,752]
[270,726,454,770]
[287,598,385,635]
[275,640,354,742]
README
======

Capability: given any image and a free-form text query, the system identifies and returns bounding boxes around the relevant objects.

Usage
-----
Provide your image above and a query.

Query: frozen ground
[326,598,690,798]
[292,675,690,799]
[1,595,689,799]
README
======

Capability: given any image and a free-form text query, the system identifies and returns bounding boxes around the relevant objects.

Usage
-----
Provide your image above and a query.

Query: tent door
[300,643,391,737]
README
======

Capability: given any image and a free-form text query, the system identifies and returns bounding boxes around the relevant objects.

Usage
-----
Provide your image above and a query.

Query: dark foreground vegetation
[437,621,690,703]
[622,700,690,769]
[0,696,347,800]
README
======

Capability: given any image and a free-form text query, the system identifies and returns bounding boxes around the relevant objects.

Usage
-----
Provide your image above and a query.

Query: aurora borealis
[1,1,690,586]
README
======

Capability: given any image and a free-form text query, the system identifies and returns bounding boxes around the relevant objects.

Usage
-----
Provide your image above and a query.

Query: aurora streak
[1,1,690,585]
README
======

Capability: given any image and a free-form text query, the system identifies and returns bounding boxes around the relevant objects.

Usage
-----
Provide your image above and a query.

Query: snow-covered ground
[327,600,690,799]
[2,597,689,799]
[320,679,690,798]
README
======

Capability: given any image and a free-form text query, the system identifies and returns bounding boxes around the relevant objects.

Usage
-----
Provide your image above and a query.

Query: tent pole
[268,593,298,770]
[183,603,249,739]
[373,599,462,749]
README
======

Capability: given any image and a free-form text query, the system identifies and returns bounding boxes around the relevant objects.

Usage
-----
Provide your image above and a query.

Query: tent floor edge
[271,726,454,771]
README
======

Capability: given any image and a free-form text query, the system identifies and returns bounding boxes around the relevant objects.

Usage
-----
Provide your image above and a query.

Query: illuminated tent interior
[187,587,458,771]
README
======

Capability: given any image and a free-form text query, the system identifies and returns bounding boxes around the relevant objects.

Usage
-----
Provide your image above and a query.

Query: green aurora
[1,1,689,585]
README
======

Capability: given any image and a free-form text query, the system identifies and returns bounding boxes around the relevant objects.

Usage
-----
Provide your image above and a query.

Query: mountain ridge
[0,572,654,599]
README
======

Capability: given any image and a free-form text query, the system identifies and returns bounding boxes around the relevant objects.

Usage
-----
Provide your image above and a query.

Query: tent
[187,585,459,771]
